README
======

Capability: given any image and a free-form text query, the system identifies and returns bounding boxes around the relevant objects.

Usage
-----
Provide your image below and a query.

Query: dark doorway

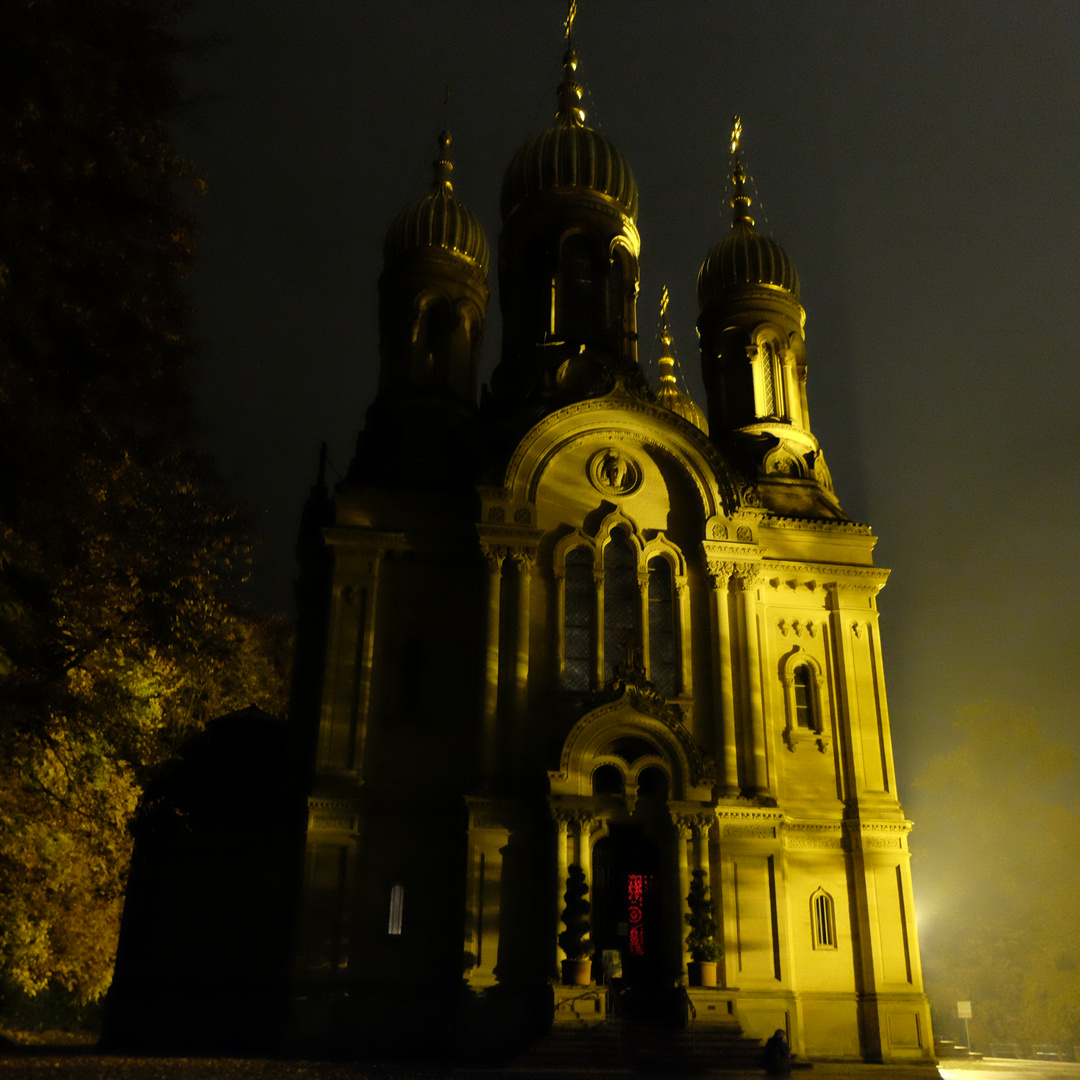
[592,823,667,988]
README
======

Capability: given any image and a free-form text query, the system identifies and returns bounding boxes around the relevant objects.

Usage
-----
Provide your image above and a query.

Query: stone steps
[512,1022,764,1072]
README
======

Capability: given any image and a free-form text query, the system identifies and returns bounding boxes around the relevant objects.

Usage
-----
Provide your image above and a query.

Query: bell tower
[697,119,842,519]
[356,128,490,483]
[490,7,642,422]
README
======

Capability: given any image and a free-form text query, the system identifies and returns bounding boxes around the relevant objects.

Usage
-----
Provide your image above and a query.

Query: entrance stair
[513,1018,764,1072]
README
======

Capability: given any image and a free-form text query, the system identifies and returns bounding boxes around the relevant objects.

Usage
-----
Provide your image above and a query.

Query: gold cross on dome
[660,285,670,319]
[731,115,743,156]
[565,0,577,39]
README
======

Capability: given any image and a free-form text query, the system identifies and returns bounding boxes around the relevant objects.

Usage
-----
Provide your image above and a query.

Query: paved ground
[1,1053,1075,1080]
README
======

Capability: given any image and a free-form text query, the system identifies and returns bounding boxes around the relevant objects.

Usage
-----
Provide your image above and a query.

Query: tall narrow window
[812,889,836,948]
[759,341,777,417]
[558,234,600,342]
[648,557,677,697]
[563,547,594,691]
[793,666,815,729]
[603,529,638,683]
[388,883,405,936]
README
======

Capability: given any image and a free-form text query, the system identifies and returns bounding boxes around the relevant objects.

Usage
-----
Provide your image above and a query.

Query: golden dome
[384,131,490,277]
[655,287,709,434]
[500,43,638,222]
[697,130,800,307]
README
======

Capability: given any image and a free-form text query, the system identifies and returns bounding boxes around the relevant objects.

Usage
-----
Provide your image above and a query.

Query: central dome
[500,45,638,222]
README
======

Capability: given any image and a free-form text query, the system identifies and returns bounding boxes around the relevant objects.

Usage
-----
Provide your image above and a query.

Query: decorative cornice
[761,515,874,536]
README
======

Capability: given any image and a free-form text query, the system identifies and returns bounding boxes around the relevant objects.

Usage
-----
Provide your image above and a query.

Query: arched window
[759,340,777,416]
[793,665,815,729]
[603,529,638,683]
[421,298,456,375]
[636,766,669,800]
[781,653,829,751]
[388,882,405,936]
[592,764,624,795]
[811,889,836,949]
[563,547,594,691]
[558,234,601,342]
[648,557,677,697]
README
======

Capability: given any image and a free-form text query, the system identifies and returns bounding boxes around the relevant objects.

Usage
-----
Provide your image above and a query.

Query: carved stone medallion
[588,448,643,497]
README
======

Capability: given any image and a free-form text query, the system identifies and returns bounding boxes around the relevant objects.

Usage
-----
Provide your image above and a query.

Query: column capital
[480,542,507,570]
[706,560,734,589]
[510,548,535,571]
[732,564,761,591]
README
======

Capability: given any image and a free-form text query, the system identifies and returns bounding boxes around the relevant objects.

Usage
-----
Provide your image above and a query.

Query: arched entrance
[591,767,677,995]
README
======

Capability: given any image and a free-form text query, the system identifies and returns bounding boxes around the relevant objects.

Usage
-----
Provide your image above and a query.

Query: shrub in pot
[685,868,722,986]
[559,864,593,985]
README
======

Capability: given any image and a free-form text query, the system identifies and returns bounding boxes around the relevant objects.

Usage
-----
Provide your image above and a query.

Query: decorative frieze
[784,824,843,850]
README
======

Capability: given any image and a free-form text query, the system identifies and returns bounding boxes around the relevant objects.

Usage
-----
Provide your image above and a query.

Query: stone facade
[288,25,934,1065]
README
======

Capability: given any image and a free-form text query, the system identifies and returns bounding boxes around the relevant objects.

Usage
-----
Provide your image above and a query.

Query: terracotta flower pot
[690,960,718,987]
[562,958,592,986]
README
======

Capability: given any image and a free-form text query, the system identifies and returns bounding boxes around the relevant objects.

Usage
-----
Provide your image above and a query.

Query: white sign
[957,1001,972,1019]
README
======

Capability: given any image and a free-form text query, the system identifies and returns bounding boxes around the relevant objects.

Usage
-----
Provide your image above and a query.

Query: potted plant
[559,864,593,985]
[685,868,722,986]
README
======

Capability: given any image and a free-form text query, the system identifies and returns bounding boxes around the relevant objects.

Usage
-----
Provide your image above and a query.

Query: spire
[432,128,454,195]
[657,286,678,389]
[654,287,708,434]
[730,115,754,228]
[556,0,586,127]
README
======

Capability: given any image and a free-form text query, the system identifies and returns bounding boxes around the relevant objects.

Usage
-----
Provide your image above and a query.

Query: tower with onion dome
[697,119,842,519]
[355,128,490,482]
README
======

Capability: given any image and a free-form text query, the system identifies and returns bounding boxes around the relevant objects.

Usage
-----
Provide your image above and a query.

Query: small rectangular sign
[957,1001,972,1019]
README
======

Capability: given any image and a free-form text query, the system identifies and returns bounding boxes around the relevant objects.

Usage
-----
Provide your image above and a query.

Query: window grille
[812,890,835,948]
[648,557,676,697]
[603,530,638,683]
[793,666,815,729]
[563,547,594,690]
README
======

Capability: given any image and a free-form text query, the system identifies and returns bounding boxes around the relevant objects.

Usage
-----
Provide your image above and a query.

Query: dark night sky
[174,1,1080,801]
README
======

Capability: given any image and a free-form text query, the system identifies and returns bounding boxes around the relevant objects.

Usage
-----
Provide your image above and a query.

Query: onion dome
[384,130,489,277]
[500,38,638,222]
[697,119,800,308]
[655,287,709,434]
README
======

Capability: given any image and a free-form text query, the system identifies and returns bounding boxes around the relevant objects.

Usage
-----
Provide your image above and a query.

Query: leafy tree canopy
[0,0,289,1005]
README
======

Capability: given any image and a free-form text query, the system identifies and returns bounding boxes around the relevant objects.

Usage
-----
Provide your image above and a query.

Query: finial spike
[729,114,754,228]
[658,286,675,368]
[432,127,453,194]
[556,1,585,126]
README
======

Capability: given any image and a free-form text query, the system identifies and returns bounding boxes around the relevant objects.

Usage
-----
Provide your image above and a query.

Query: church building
[288,14,934,1064]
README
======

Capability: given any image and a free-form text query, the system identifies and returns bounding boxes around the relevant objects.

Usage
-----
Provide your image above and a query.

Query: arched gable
[502,391,742,521]
[548,689,714,801]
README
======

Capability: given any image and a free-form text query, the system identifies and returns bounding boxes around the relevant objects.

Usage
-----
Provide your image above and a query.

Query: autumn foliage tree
[0,0,288,1007]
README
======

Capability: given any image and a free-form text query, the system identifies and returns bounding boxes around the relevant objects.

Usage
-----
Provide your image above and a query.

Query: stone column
[708,561,739,796]
[352,553,383,776]
[735,565,769,798]
[479,545,504,776]
[693,814,712,883]
[576,812,594,893]
[512,551,533,750]
[676,581,691,697]
[675,814,693,982]
[638,573,650,678]
[593,572,604,689]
